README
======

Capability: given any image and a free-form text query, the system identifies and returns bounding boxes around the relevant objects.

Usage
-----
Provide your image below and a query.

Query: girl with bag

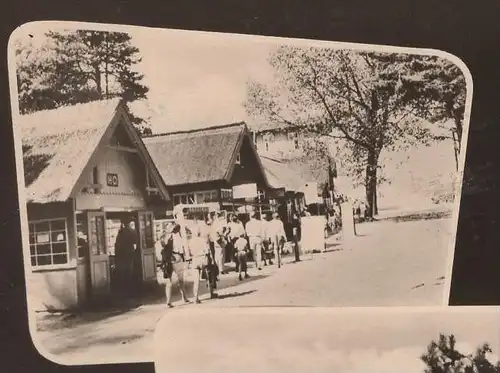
[160,224,192,308]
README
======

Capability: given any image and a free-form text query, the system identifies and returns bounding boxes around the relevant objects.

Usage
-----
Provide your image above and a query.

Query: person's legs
[214,244,225,274]
[241,252,249,278]
[173,262,190,303]
[231,240,239,272]
[293,235,300,262]
[273,239,281,268]
[192,268,202,303]
[237,251,247,280]
[253,239,262,270]
[165,278,173,307]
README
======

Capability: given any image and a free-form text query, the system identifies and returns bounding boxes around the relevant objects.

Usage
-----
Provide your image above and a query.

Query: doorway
[105,211,141,297]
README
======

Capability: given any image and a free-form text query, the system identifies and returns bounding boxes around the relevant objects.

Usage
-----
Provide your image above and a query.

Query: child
[234,233,250,281]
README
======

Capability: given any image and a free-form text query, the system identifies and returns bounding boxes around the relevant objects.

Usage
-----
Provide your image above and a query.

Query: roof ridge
[19,97,122,117]
[143,121,246,138]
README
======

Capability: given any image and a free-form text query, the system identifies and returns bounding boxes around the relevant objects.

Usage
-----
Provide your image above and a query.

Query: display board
[300,215,326,253]
[340,202,356,240]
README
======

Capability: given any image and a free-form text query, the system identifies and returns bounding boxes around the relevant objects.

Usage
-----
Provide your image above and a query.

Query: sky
[125,27,278,133]
[154,307,500,373]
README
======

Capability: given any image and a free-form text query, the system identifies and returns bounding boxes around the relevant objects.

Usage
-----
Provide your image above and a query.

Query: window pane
[29,245,36,255]
[29,223,34,233]
[36,233,50,244]
[36,244,51,255]
[51,219,66,231]
[95,216,106,255]
[31,256,37,266]
[37,255,52,266]
[35,221,50,232]
[52,242,67,254]
[53,254,67,265]
[52,231,66,243]
[29,234,35,244]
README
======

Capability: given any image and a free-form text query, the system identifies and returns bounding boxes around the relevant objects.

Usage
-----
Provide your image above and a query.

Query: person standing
[234,233,250,280]
[227,213,245,271]
[203,215,219,298]
[268,212,287,268]
[114,218,137,294]
[209,211,228,275]
[261,213,273,266]
[291,212,301,262]
[160,224,191,308]
[188,225,212,304]
[245,211,264,271]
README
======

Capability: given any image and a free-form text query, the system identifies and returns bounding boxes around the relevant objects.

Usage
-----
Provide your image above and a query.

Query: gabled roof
[19,99,169,204]
[260,155,308,193]
[143,122,270,187]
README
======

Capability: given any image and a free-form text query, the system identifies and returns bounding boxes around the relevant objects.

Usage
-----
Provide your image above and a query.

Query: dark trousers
[236,251,248,272]
[293,236,300,261]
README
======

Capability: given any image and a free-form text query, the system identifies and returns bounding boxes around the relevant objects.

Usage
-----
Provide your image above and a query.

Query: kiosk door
[137,211,157,282]
[87,211,111,297]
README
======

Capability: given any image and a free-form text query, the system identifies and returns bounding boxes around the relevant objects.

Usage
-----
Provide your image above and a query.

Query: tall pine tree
[15,29,150,133]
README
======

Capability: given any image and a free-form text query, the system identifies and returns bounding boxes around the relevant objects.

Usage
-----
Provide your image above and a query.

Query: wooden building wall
[26,200,80,310]
[75,148,148,211]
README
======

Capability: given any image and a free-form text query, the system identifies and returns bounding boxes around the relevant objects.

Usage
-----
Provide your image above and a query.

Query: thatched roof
[19,99,121,203]
[143,122,250,186]
[260,156,308,193]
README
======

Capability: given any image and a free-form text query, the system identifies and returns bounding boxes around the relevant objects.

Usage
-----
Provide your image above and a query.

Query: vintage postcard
[8,20,472,364]
[154,306,500,373]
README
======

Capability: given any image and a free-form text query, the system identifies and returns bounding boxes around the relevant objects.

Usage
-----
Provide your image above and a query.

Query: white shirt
[189,235,208,257]
[228,221,245,239]
[209,220,225,243]
[268,219,286,239]
[245,218,265,238]
[235,237,248,252]
[172,232,185,253]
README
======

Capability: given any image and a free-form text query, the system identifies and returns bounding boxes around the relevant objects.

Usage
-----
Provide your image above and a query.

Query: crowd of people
[157,209,293,307]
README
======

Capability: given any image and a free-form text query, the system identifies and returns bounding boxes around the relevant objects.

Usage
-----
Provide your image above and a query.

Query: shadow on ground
[36,271,270,332]
[379,209,452,223]
[47,332,146,356]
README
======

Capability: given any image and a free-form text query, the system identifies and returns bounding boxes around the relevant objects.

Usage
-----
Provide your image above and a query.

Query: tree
[245,46,432,217]
[421,334,500,373]
[15,29,150,133]
[396,55,467,171]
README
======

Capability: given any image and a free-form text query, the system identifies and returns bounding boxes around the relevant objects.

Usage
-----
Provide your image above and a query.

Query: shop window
[195,190,218,203]
[29,218,69,267]
[173,193,189,205]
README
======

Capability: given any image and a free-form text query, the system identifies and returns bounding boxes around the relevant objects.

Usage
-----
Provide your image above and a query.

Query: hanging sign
[232,183,258,199]
[106,173,119,187]
[302,182,322,205]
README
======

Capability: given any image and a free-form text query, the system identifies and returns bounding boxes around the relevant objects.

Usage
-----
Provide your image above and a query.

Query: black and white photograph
[8,21,472,364]
[154,307,500,373]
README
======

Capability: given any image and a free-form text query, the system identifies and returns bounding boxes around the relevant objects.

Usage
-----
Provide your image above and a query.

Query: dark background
[1,1,499,372]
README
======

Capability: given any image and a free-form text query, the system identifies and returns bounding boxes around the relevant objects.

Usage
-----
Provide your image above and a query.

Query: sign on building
[232,183,258,199]
[106,173,119,187]
[302,182,322,205]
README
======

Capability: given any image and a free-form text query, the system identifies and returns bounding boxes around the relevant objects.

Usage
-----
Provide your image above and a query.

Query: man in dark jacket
[115,218,138,292]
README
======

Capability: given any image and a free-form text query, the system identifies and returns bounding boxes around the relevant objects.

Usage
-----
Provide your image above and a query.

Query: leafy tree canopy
[15,29,150,134]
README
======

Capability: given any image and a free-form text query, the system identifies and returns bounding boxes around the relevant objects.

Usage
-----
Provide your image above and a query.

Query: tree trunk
[93,63,102,98]
[454,113,463,152]
[365,149,379,219]
[451,130,459,172]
